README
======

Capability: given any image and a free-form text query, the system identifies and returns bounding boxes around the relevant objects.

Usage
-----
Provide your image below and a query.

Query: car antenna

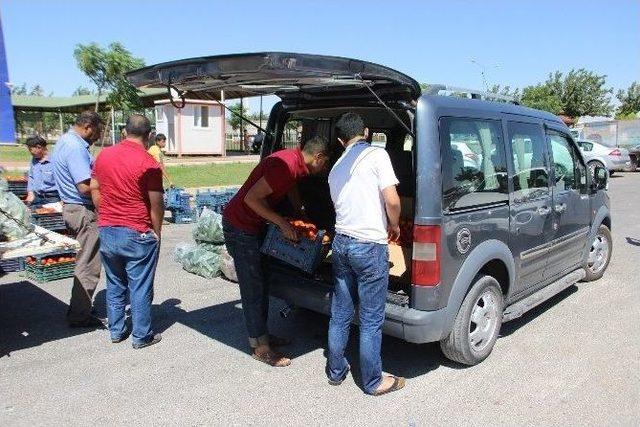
[355,74,415,139]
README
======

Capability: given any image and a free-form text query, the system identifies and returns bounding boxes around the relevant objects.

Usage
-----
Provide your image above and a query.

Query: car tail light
[609,149,621,156]
[412,225,440,286]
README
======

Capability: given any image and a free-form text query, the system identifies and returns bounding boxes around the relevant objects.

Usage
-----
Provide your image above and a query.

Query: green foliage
[521,84,563,114]
[228,102,249,130]
[73,42,145,111]
[521,69,613,117]
[488,84,520,99]
[72,86,94,96]
[616,81,640,118]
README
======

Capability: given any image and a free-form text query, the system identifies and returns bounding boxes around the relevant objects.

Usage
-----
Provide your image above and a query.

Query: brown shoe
[252,349,291,367]
[372,376,406,396]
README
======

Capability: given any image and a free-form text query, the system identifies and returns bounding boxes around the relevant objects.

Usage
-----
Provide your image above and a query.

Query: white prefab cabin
[154,99,226,156]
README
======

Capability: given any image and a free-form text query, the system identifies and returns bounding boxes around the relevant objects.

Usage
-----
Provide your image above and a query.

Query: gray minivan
[128,52,612,365]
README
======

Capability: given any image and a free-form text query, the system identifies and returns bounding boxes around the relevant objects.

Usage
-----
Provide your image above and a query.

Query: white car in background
[451,141,482,169]
[576,140,632,176]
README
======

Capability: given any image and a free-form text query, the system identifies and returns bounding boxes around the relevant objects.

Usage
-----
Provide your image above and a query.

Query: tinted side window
[440,117,508,211]
[508,122,549,202]
[548,132,588,193]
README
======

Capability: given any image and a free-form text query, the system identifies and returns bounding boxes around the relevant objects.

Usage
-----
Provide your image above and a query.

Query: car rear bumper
[606,156,632,171]
[268,268,446,344]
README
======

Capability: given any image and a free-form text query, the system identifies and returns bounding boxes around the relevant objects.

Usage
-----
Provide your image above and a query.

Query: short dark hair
[335,112,365,141]
[155,133,167,141]
[75,111,103,128]
[302,136,329,156]
[125,114,152,138]
[25,135,47,148]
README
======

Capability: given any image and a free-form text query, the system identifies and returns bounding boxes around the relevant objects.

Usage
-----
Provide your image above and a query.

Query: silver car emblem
[456,228,472,254]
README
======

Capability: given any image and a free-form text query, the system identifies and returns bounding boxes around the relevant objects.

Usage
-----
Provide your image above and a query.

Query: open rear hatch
[126,52,420,103]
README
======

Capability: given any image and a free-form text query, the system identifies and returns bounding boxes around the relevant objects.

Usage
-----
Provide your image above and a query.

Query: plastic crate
[195,187,239,215]
[24,251,76,283]
[31,211,66,231]
[7,180,28,196]
[260,223,327,273]
[170,208,196,224]
[165,187,191,210]
[0,257,25,273]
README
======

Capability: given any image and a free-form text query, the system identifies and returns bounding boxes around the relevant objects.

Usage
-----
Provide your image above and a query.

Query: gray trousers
[62,204,101,322]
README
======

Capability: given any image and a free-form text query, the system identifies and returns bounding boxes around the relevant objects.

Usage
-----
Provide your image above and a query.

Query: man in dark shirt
[90,115,164,349]
[223,136,330,367]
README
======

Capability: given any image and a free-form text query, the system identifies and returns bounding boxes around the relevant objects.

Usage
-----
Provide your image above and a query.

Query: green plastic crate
[25,261,75,282]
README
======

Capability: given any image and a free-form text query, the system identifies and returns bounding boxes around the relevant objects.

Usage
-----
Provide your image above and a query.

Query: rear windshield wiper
[355,74,415,139]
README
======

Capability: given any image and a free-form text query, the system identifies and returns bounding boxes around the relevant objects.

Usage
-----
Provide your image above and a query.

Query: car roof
[421,95,565,125]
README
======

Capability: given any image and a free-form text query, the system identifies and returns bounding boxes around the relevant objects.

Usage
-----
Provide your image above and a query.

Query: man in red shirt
[223,136,330,367]
[90,114,165,349]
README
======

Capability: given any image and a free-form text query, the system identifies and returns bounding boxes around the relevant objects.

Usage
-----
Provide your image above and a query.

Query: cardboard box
[389,244,412,282]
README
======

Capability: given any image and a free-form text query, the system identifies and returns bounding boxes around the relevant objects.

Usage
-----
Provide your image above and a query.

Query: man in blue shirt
[51,111,104,328]
[25,135,59,207]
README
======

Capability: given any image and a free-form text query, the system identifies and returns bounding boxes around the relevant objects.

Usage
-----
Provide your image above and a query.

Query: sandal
[372,376,406,396]
[268,335,292,347]
[252,350,292,367]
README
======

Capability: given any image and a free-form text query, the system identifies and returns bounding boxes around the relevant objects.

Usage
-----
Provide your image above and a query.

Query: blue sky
[1,0,638,112]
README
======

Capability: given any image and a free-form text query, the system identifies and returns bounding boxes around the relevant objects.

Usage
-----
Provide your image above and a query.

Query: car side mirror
[592,165,608,191]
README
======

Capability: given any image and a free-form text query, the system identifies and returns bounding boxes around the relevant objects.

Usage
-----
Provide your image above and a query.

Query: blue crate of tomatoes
[260,220,331,274]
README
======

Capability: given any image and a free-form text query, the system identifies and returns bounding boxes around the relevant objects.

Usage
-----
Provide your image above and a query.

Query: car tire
[583,224,612,282]
[440,275,504,366]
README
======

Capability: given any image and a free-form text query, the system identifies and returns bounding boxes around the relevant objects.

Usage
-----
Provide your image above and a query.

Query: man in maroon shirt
[223,136,330,367]
[90,114,165,349]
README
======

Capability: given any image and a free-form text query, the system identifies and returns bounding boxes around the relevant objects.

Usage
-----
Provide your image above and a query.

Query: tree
[11,83,27,95]
[488,84,520,99]
[521,69,613,118]
[72,86,94,96]
[73,42,145,111]
[616,81,640,119]
[228,102,249,130]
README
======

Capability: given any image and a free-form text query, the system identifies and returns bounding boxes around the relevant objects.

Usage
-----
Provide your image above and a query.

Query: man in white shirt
[326,112,405,396]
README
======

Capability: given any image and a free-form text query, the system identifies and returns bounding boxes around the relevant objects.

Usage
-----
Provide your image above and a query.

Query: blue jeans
[99,226,159,345]
[327,234,389,394]
[222,219,270,348]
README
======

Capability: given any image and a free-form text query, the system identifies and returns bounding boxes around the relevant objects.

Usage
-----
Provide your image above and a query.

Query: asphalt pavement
[1,173,639,426]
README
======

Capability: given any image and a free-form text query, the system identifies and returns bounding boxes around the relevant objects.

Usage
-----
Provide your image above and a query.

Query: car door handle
[537,206,551,216]
[554,203,567,213]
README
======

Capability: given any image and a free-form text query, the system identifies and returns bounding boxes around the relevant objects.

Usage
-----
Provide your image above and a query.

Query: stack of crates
[166,187,196,224]
[195,187,240,215]
[24,250,76,283]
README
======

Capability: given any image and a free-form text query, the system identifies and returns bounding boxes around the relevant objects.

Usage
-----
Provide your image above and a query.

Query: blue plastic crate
[31,211,66,231]
[165,187,191,210]
[260,223,327,273]
[195,189,235,215]
[170,208,196,224]
[0,257,25,273]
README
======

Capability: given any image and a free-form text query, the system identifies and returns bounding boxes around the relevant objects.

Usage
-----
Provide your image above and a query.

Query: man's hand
[25,192,35,204]
[278,219,299,242]
[388,224,401,242]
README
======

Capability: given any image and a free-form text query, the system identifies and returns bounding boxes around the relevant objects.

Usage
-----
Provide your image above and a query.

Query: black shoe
[132,333,162,349]
[111,329,131,344]
[68,316,106,329]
